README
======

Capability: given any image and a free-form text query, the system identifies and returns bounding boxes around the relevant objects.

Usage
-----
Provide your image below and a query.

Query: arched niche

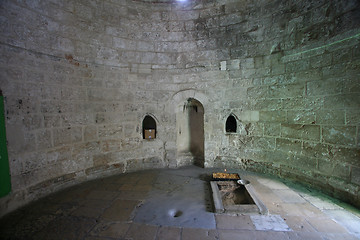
[142,115,156,139]
[176,98,205,167]
[225,115,237,133]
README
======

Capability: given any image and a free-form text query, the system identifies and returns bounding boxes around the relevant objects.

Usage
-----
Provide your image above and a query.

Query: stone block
[318,159,350,180]
[343,93,360,109]
[228,59,240,70]
[322,62,356,78]
[322,126,357,146]
[329,146,360,166]
[268,83,305,98]
[53,128,74,146]
[101,139,122,152]
[157,53,174,65]
[282,97,323,110]
[309,53,332,68]
[289,69,322,84]
[253,99,282,111]
[323,94,348,109]
[241,68,256,79]
[264,123,280,136]
[271,63,285,75]
[332,48,353,64]
[56,37,74,52]
[287,110,316,124]
[307,79,342,96]
[71,127,83,143]
[84,125,98,141]
[224,87,247,100]
[281,124,320,141]
[240,58,255,69]
[247,86,268,99]
[342,76,360,94]
[98,124,123,139]
[22,114,42,131]
[36,129,53,149]
[44,115,61,128]
[316,110,345,125]
[285,59,310,73]
[302,142,330,159]
[259,111,286,122]
[252,136,275,150]
[276,138,302,154]
[219,13,244,26]
[239,111,259,122]
[230,46,247,59]
[61,87,87,101]
[238,122,262,136]
[93,153,112,166]
[351,166,360,185]
[290,155,317,172]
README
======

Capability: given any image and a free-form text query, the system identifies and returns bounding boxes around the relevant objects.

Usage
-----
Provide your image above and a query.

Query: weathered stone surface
[287,110,316,124]
[281,124,320,141]
[318,159,350,180]
[0,0,359,217]
[322,126,357,146]
[351,167,360,185]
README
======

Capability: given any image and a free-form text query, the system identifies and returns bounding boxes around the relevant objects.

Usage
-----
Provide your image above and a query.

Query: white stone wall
[0,0,359,215]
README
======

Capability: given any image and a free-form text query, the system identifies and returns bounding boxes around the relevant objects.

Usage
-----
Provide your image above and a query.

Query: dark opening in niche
[143,115,156,139]
[225,115,237,133]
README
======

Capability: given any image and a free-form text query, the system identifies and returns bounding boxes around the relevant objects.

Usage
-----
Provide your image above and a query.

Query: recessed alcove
[143,115,157,140]
[176,98,205,167]
[225,115,237,133]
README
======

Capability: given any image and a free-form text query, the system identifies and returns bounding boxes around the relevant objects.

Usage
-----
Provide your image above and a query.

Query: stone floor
[1,166,359,240]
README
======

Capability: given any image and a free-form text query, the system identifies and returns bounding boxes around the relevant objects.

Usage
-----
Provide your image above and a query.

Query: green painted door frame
[0,90,11,197]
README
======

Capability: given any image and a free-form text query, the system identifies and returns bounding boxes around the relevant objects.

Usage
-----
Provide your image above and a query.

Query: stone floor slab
[306,216,349,233]
[125,223,159,240]
[215,214,255,230]
[250,215,291,231]
[101,199,140,221]
[90,221,131,238]
[32,216,97,240]
[218,229,256,240]
[155,226,181,240]
[181,228,219,240]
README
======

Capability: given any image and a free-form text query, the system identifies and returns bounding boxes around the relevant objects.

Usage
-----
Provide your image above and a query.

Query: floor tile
[273,189,306,203]
[116,190,149,200]
[90,221,131,238]
[125,223,158,240]
[256,178,290,190]
[215,214,255,230]
[218,229,255,240]
[306,217,348,233]
[32,216,97,240]
[181,228,219,240]
[71,206,105,218]
[283,215,316,232]
[155,226,181,240]
[86,190,119,200]
[250,215,291,231]
[101,199,140,221]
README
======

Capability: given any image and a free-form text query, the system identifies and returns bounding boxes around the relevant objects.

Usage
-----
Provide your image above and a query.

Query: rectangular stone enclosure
[211,180,267,215]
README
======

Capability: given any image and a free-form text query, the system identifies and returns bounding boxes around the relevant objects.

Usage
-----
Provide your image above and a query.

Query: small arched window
[225,115,237,133]
[143,115,156,139]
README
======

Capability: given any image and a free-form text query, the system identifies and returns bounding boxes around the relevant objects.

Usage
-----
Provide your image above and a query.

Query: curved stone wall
[0,0,359,215]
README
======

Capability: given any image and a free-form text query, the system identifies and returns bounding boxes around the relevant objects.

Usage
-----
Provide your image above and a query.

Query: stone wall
[0,0,359,216]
